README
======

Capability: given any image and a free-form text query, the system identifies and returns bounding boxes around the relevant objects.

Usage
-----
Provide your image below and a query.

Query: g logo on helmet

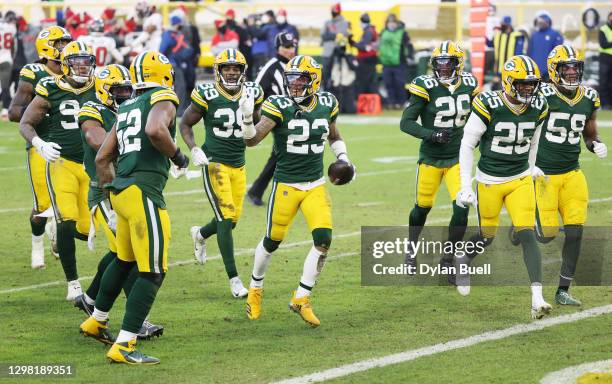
[98,68,110,79]
[39,30,50,39]
[158,54,170,64]
[504,60,516,71]
[548,48,557,60]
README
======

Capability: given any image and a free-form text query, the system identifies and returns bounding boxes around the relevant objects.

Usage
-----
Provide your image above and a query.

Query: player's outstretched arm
[583,110,608,158]
[95,125,118,187]
[8,80,34,122]
[243,115,276,147]
[18,95,49,143]
[82,120,108,152]
[328,121,351,164]
[179,103,204,150]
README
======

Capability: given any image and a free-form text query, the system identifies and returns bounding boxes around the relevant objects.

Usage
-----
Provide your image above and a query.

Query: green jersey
[19,63,55,146]
[78,101,117,208]
[406,73,479,167]
[108,87,179,208]
[261,92,339,183]
[471,90,548,178]
[536,83,600,174]
[190,82,264,167]
[35,76,97,163]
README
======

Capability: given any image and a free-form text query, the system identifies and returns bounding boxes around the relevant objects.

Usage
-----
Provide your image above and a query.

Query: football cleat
[455,255,472,296]
[31,235,45,269]
[289,291,320,328]
[439,257,455,286]
[80,316,116,345]
[404,242,417,276]
[247,192,264,207]
[107,340,160,365]
[137,319,164,340]
[45,220,59,259]
[230,277,248,298]
[190,226,206,264]
[246,287,263,320]
[66,280,83,301]
[508,225,520,246]
[531,300,552,319]
[555,290,582,306]
[74,294,94,317]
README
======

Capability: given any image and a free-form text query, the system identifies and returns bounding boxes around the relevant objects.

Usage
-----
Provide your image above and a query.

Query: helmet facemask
[556,61,583,91]
[285,72,314,103]
[216,63,246,92]
[109,84,133,108]
[432,56,460,84]
[511,78,540,104]
[66,55,96,84]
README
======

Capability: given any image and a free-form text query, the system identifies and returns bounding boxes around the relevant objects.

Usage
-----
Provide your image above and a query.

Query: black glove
[430,129,452,144]
[170,148,189,168]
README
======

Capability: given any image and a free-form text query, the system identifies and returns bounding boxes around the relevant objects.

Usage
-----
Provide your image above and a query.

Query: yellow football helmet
[284,55,322,103]
[36,26,72,62]
[214,48,248,91]
[60,41,95,85]
[547,44,583,90]
[501,55,541,104]
[130,50,174,90]
[430,41,465,84]
[95,64,133,110]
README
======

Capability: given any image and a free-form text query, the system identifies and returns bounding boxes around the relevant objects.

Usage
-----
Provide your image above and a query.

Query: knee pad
[139,272,165,287]
[263,237,280,253]
[312,228,332,249]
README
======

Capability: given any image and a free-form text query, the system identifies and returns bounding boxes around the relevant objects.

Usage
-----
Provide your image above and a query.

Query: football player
[9,26,72,269]
[76,64,163,339]
[457,55,552,319]
[78,19,123,67]
[80,51,187,365]
[19,41,97,300]
[530,44,607,306]
[401,41,479,274]
[180,48,264,298]
[241,55,354,327]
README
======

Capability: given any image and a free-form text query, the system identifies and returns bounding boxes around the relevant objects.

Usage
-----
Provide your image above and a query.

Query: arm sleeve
[399,96,429,139]
[459,113,487,188]
[528,122,543,169]
[353,28,373,50]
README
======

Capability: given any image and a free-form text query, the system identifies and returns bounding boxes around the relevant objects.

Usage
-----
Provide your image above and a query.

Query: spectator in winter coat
[211,19,239,56]
[321,3,350,89]
[349,13,379,94]
[379,14,411,108]
[328,36,358,113]
[528,11,563,81]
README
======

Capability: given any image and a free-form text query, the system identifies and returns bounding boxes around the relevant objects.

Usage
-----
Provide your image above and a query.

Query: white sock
[92,307,109,322]
[116,329,138,344]
[531,283,544,303]
[32,234,44,242]
[84,293,95,306]
[296,246,327,298]
[250,240,272,288]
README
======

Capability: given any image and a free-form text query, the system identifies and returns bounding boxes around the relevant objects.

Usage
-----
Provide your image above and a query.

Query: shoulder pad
[582,85,601,108]
[79,101,104,123]
[407,76,435,100]
[150,87,179,106]
[35,76,58,98]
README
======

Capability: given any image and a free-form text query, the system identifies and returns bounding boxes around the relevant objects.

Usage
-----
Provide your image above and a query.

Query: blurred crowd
[1,2,611,118]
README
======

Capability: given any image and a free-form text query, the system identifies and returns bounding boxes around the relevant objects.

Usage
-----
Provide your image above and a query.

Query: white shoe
[230,277,248,298]
[45,220,59,259]
[531,299,552,319]
[31,235,45,269]
[190,226,206,264]
[455,255,471,296]
[66,280,82,301]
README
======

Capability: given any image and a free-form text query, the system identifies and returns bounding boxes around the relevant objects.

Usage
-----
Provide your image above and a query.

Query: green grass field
[1,110,611,384]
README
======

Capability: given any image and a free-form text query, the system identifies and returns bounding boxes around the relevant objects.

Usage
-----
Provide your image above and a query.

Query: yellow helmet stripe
[519,55,534,76]
[117,65,130,80]
[134,52,146,83]
[293,55,303,69]
[77,41,87,53]
[441,41,449,54]
[564,45,575,59]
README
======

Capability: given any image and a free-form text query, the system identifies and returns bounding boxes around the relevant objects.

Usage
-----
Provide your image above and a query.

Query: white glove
[107,210,117,232]
[239,91,254,122]
[593,141,607,159]
[456,187,477,208]
[191,147,209,167]
[32,136,61,162]
[531,165,546,180]
[170,164,187,179]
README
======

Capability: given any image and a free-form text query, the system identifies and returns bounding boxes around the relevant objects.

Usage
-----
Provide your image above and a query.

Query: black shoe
[439,257,456,286]
[508,225,520,246]
[137,320,164,340]
[247,192,264,207]
[74,294,94,317]
[404,244,417,276]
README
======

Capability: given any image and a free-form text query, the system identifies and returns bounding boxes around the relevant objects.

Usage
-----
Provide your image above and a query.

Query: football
[328,160,355,185]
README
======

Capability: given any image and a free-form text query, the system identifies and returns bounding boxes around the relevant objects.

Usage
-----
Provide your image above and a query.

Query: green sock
[409,205,431,242]
[516,229,542,283]
[122,274,163,333]
[199,218,217,239]
[30,214,46,236]
[122,263,139,297]
[448,201,469,242]
[217,219,237,279]
[56,221,78,281]
[95,258,134,312]
[86,251,116,300]
[560,225,583,286]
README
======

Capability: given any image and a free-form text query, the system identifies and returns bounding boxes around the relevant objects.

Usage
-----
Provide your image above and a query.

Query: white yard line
[272,305,612,384]
[0,165,26,171]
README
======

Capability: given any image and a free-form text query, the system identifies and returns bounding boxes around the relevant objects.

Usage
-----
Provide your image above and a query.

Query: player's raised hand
[191,147,209,167]
[239,91,254,122]
[32,137,62,162]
